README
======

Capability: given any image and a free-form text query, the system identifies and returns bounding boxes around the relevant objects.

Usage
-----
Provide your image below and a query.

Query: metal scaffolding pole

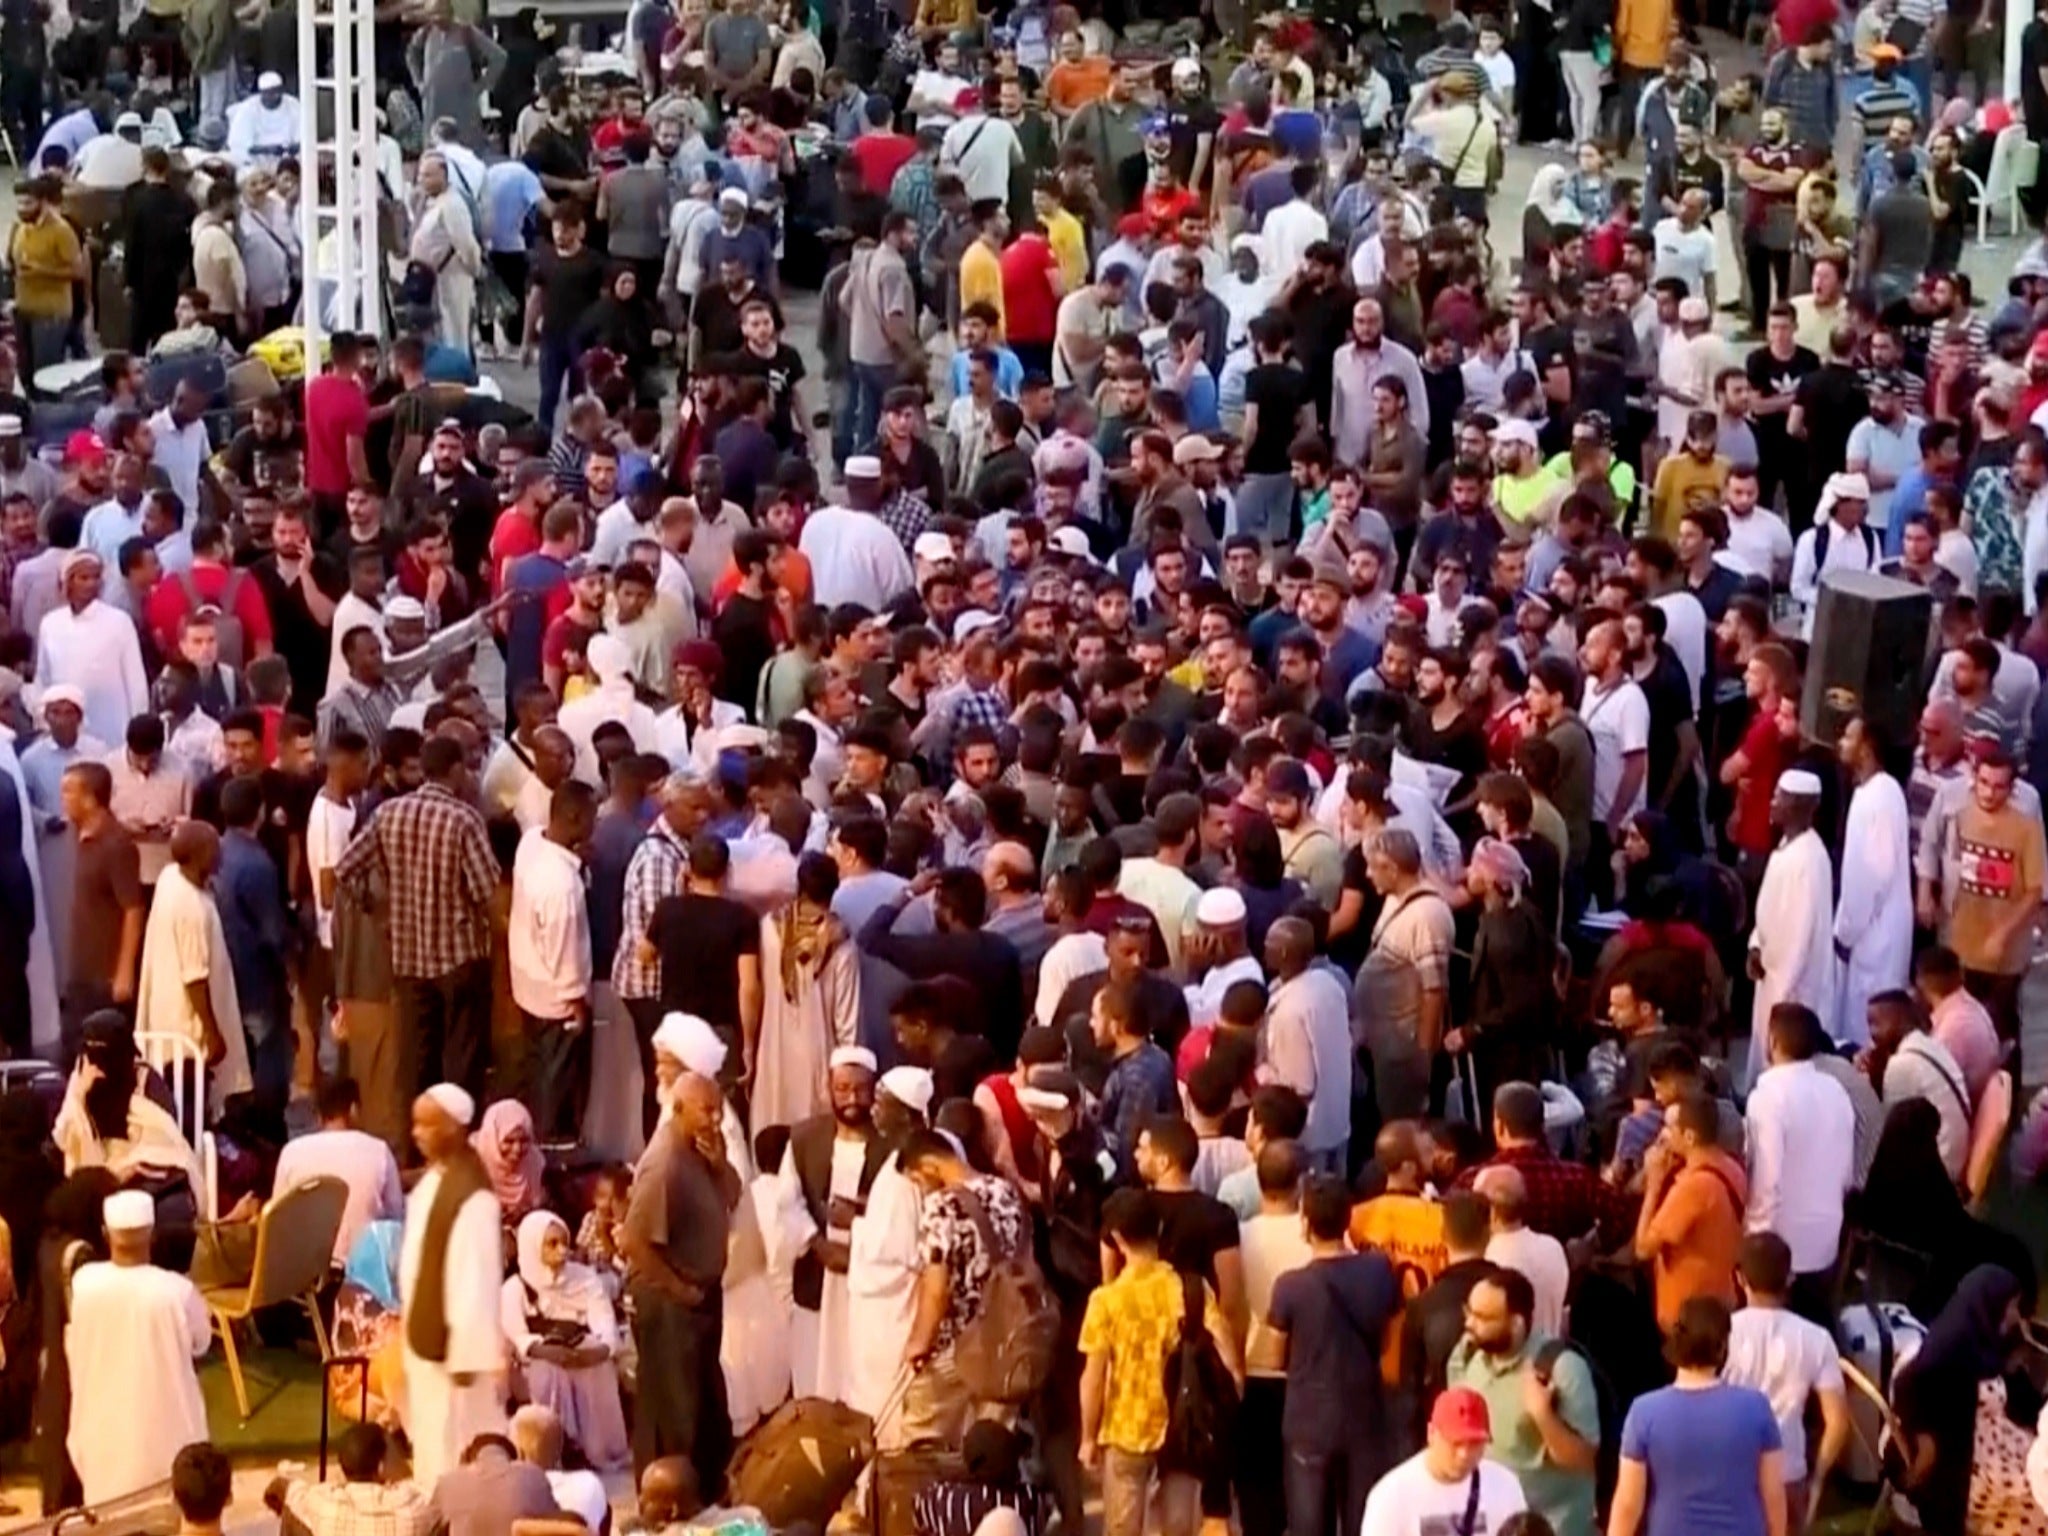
[298,0,384,353]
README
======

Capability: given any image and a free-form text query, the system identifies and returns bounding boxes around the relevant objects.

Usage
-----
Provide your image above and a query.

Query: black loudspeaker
[1801,570,1936,750]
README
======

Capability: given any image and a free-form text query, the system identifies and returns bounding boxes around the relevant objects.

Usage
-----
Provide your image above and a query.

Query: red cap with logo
[1429,1387,1493,1446]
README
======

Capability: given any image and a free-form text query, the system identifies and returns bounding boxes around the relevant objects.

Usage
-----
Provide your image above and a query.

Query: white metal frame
[298,0,384,349]
[133,1030,220,1222]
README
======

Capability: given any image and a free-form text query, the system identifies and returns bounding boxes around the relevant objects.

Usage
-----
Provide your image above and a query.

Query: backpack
[949,1183,1060,1404]
[180,567,247,668]
[1159,1271,1239,1473]
[1534,1335,1624,1517]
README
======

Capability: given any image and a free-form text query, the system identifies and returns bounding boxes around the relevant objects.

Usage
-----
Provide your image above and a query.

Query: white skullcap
[718,187,749,208]
[586,632,633,685]
[424,1082,476,1126]
[829,1045,879,1073]
[385,594,427,623]
[257,70,284,88]
[103,1189,155,1231]
[913,531,955,564]
[1823,471,1871,503]
[879,1066,934,1115]
[845,455,883,480]
[954,609,1002,641]
[652,1012,727,1079]
[39,684,84,714]
[1777,769,1823,798]
[59,549,101,579]
[1195,886,1247,926]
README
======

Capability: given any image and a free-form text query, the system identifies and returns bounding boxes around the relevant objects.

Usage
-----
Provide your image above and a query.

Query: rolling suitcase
[725,1396,873,1528]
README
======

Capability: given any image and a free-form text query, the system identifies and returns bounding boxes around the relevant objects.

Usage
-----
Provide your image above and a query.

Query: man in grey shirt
[429,1435,561,1536]
[705,0,772,102]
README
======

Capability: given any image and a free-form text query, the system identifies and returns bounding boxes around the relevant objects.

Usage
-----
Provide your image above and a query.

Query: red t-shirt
[1729,711,1787,854]
[143,559,276,657]
[998,234,1061,345]
[303,373,369,496]
[489,508,541,593]
[849,133,917,196]
[542,613,599,677]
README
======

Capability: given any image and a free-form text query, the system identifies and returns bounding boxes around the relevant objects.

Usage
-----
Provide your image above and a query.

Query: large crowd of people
[4,0,2048,1534]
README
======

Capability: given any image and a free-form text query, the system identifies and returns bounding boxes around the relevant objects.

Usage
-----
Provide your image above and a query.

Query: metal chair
[133,1030,218,1222]
[200,1174,348,1420]
[1840,1358,1908,1536]
[1966,1067,2014,1210]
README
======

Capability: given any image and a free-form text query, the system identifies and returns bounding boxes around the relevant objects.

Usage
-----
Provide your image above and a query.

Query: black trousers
[1235,1376,1288,1536]
[630,1284,731,1497]
[1742,238,1792,334]
[519,1010,591,1143]
[625,995,667,1137]
[394,959,491,1106]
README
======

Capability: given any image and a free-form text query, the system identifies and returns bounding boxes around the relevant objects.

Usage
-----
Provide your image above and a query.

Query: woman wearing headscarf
[1522,164,1576,266]
[472,1099,546,1226]
[750,852,861,1138]
[331,1220,405,1428]
[1849,1100,2036,1321]
[499,1209,629,1469]
[51,1013,200,1188]
[575,264,665,404]
[1891,1266,2046,1536]
[1457,836,1556,1103]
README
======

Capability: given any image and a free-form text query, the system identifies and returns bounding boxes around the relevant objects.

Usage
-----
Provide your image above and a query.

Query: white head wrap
[424,1083,476,1127]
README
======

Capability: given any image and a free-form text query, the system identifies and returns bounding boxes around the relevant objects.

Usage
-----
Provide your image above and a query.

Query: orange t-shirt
[714,548,813,614]
[1643,1154,1746,1329]
[1046,56,1113,116]
[1349,1194,1449,1383]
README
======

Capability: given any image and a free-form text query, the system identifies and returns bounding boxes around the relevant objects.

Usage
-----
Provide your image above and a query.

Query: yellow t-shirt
[1493,464,1566,527]
[1079,1257,1226,1454]
[1649,452,1730,539]
[1792,293,1847,357]
[959,240,1005,338]
[1044,207,1089,292]
[10,216,79,320]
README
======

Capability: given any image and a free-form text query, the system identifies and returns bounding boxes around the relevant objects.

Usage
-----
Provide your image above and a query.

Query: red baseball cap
[64,430,106,465]
[1429,1387,1493,1446]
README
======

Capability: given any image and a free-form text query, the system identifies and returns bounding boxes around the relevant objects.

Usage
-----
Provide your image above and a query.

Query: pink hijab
[472,1099,545,1218]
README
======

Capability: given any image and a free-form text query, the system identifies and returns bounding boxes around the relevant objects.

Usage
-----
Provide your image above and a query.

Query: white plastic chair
[133,1031,219,1222]
[1964,124,2040,244]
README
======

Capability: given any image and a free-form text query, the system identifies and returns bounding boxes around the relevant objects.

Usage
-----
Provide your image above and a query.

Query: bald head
[510,1405,564,1468]
[639,1457,702,1527]
[169,818,218,875]
[1473,1164,1528,1227]
[1265,915,1314,979]
[983,840,1035,895]
[1374,1120,1427,1191]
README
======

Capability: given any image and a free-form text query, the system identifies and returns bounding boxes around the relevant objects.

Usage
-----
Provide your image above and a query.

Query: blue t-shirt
[949,345,1024,401]
[1620,1383,1782,1536]
[1181,366,1221,433]
[503,551,569,696]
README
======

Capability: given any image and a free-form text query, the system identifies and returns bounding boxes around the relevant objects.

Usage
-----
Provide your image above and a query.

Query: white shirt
[326,592,385,700]
[1459,346,1535,414]
[135,861,254,1111]
[1260,199,1330,278]
[306,792,356,948]
[1652,590,1709,708]
[226,92,302,166]
[799,505,914,610]
[590,498,658,570]
[74,132,144,189]
[1036,930,1107,1027]
[1789,517,1883,637]
[1651,217,1717,295]
[1185,954,1264,1031]
[1881,1031,1973,1180]
[509,827,590,1022]
[1579,674,1650,822]
[34,601,149,765]
[65,1260,211,1506]
[557,681,663,787]
[1486,1226,1569,1337]
[79,496,148,570]
[164,710,224,779]
[1360,1452,1527,1536]
[274,1126,403,1264]
[1240,1211,1315,1380]
[653,699,748,776]
[1722,506,1795,581]
[1938,526,1981,596]
[1744,1059,1856,1273]
[938,113,1021,204]
[1722,1305,1844,1483]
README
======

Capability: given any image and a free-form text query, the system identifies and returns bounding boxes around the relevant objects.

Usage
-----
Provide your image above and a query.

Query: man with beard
[830,1065,933,1418]
[1623,601,1703,844]
[1446,1265,1600,1535]
[397,421,499,578]
[1294,559,1376,708]
[780,1047,888,1402]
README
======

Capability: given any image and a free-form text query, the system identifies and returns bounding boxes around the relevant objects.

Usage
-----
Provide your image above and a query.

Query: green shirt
[1494,464,1568,527]
[1447,1333,1601,1536]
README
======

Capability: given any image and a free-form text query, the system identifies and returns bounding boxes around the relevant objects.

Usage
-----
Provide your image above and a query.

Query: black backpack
[1534,1335,1625,1516]
[1159,1271,1239,1473]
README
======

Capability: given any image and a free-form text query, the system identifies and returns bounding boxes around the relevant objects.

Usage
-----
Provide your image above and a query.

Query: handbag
[521,1281,591,1349]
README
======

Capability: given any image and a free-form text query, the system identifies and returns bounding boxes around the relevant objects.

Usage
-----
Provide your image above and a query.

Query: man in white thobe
[400,1084,507,1487]
[778,1046,885,1401]
[34,550,149,748]
[135,821,254,1112]
[66,1189,210,1505]
[1746,770,1836,1086]
[838,1065,932,1420]
[797,458,915,611]
[226,72,303,167]
[1833,719,1914,1052]
[1745,1002,1857,1287]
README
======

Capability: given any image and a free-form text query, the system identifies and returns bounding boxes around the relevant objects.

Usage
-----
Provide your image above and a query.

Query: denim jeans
[538,340,582,433]
[847,360,896,458]
[1237,471,1298,547]
[1283,1440,1381,1536]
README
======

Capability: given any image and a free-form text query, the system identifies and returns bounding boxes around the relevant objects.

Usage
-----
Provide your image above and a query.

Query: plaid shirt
[332,783,497,978]
[876,488,940,551]
[612,816,690,1000]
[548,434,592,506]
[1458,1143,1634,1247]
[1762,52,1837,147]
[284,1478,438,1536]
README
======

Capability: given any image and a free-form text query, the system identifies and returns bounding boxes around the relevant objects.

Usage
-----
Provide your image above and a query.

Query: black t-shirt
[2025,18,2048,129]
[694,284,785,363]
[524,124,593,188]
[1635,644,1697,826]
[1570,308,1636,423]
[934,1033,1000,1107]
[222,424,306,488]
[712,592,778,714]
[1793,362,1869,481]
[1152,1187,1239,1288]
[249,551,347,714]
[1243,363,1308,475]
[1166,100,1222,189]
[650,891,759,1029]
[529,244,609,349]
[732,342,808,450]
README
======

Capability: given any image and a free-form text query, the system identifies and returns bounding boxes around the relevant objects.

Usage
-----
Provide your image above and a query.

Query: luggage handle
[320,1353,371,1479]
